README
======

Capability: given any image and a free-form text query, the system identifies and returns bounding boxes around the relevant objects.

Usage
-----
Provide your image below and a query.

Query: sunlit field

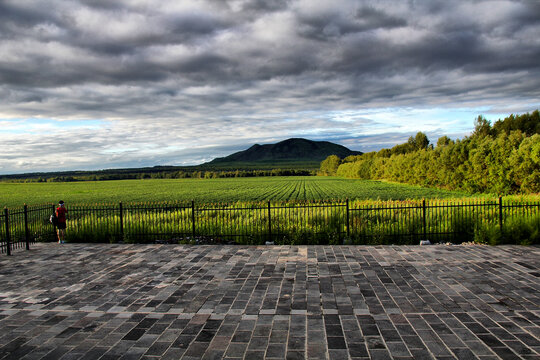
[1,176,471,208]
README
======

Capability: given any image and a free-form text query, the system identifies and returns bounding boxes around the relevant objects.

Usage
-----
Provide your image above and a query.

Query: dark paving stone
[327,336,347,349]
[144,341,170,356]
[325,324,344,337]
[0,243,538,360]
[122,328,146,341]
[348,342,369,357]
[184,341,209,357]
[195,329,216,343]
[360,323,380,336]
[231,330,251,343]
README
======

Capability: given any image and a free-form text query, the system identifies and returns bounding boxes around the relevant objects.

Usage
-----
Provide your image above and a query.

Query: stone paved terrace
[0,244,539,360]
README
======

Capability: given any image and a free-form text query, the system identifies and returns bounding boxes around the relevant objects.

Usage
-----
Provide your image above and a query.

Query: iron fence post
[346,198,350,238]
[4,208,11,256]
[422,199,427,241]
[52,204,57,242]
[499,196,503,238]
[268,201,272,243]
[24,204,30,250]
[191,200,196,239]
[119,202,124,242]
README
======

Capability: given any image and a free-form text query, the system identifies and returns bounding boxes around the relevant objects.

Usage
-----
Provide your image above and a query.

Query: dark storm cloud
[240,0,290,12]
[297,5,407,41]
[0,2,57,30]
[2,0,539,93]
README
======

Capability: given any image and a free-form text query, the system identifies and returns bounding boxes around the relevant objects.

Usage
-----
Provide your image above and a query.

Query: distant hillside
[207,138,362,165]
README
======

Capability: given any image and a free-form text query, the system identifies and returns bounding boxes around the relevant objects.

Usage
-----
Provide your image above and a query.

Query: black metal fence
[2,198,539,254]
[1,204,56,255]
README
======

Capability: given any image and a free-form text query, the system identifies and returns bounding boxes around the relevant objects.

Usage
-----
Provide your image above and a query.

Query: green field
[1,176,472,208]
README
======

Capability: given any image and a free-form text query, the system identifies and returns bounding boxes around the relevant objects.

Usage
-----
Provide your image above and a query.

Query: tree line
[6,168,314,183]
[320,110,540,194]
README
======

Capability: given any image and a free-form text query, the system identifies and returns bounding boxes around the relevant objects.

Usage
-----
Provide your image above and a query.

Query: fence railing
[1,198,539,254]
[1,204,56,255]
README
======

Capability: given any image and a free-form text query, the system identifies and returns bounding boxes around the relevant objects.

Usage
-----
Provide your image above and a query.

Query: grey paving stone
[0,243,538,359]
[286,350,306,360]
[269,330,288,343]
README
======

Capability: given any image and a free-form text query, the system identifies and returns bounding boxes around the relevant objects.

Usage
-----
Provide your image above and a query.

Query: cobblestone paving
[0,244,539,359]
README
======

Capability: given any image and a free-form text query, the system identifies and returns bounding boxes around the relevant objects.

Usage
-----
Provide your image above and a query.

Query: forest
[321,111,540,194]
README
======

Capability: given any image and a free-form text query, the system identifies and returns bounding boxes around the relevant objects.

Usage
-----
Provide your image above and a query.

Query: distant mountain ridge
[207,138,362,164]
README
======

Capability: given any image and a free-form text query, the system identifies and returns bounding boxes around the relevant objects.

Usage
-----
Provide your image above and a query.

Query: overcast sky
[1,0,539,174]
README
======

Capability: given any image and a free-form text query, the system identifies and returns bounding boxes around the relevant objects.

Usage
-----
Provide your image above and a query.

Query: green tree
[320,155,341,176]
[509,134,540,193]
[377,148,392,157]
[412,132,430,150]
[493,110,540,136]
[473,115,491,138]
[436,136,453,147]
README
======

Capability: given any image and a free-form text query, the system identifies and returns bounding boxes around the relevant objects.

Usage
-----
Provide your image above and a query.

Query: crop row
[0,177,474,208]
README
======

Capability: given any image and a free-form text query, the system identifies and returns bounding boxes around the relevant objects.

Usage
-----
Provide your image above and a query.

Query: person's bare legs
[57,229,65,243]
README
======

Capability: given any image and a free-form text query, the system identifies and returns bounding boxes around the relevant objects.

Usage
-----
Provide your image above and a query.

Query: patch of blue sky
[0,118,105,134]
[330,107,509,136]
[294,106,529,147]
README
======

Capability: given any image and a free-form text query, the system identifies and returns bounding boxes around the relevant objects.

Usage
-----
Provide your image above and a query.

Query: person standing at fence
[56,200,67,243]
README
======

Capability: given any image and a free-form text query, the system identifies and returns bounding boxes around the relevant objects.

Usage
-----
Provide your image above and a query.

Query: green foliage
[501,215,540,245]
[474,222,502,245]
[473,115,492,138]
[332,111,540,194]
[510,134,540,193]
[492,110,540,136]
[0,165,318,183]
[319,155,341,176]
[474,214,540,246]
[410,132,430,150]
[436,136,453,148]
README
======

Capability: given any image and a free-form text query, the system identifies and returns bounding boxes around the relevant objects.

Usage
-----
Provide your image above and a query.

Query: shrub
[474,223,501,245]
[501,215,540,245]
